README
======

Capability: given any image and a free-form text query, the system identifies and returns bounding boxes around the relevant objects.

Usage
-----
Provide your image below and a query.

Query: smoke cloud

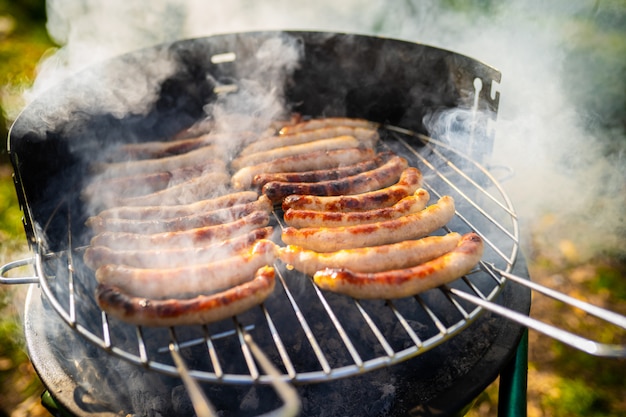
[29,0,626,259]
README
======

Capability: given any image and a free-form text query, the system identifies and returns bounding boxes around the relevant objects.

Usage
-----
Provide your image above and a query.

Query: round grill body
[9,31,530,416]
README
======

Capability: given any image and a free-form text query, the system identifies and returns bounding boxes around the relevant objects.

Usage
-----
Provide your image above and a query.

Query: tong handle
[449,265,626,358]
[0,257,39,285]
[168,327,301,417]
[169,337,218,417]
[491,264,626,329]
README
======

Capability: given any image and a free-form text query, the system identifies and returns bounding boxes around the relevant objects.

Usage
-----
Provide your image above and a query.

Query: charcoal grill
[2,31,625,417]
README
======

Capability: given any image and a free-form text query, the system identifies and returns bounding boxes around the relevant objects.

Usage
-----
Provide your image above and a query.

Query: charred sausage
[95,239,278,299]
[231,148,376,190]
[91,145,226,178]
[96,265,276,327]
[239,126,379,157]
[279,232,462,275]
[116,171,231,207]
[231,135,365,171]
[262,155,407,203]
[283,188,430,228]
[95,191,259,220]
[312,233,484,299]
[90,210,270,250]
[84,226,274,269]
[86,195,272,234]
[251,154,387,188]
[281,196,455,252]
[281,167,423,212]
[278,117,378,135]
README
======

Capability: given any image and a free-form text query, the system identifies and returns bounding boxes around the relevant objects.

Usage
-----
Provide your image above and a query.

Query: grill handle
[448,264,626,358]
[0,257,39,285]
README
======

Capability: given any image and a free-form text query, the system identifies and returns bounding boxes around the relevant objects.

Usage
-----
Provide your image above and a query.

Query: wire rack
[8,125,522,386]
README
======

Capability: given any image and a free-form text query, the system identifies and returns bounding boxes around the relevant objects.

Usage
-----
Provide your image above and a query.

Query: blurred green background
[0,1,625,416]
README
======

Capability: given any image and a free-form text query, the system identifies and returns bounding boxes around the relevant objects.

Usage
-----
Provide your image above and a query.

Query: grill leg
[497,329,528,417]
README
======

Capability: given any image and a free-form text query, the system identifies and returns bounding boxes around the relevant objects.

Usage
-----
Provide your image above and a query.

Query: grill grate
[29,125,522,384]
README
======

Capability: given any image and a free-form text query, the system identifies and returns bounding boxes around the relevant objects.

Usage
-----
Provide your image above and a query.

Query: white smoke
[29,0,626,259]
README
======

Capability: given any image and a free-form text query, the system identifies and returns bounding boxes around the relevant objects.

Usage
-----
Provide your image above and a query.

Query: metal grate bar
[261,305,297,379]
[136,326,150,365]
[353,300,396,359]
[66,248,77,326]
[309,279,364,369]
[387,301,424,348]
[234,317,260,380]
[101,311,112,349]
[203,325,224,379]
[274,268,332,375]
[415,295,449,335]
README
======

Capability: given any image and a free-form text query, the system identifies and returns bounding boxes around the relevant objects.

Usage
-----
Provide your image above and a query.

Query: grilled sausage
[231,148,376,190]
[95,239,278,299]
[281,196,455,252]
[90,210,270,250]
[104,132,256,161]
[96,265,276,327]
[312,233,484,299]
[281,167,422,212]
[84,226,274,270]
[239,126,379,157]
[283,188,430,228]
[278,117,378,135]
[91,145,227,178]
[95,191,259,220]
[262,155,407,203]
[115,171,231,207]
[82,164,206,204]
[231,135,365,171]
[251,153,388,188]
[86,196,273,234]
[279,232,462,275]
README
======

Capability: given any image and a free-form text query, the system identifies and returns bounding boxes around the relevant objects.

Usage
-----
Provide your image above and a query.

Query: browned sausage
[283,188,430,228]
[90,210,270,250]
[239,125,379,157]
[231,135,365,171]
[82,164,206,205]
[96,265,276,326]
[114,171,231,207]
[262,155,407,203]
[104,131,257,161]
[281,167,423,212]
[231,148,376,190]
[281,196,455,252]
[279,232,462,275]
[278,117,378,135]
[312,233,484,299]
[95,191,259,220]
[91,145,227,178]
[251,154,387,188]
[86,196,273,234]
[95,239,278,299]
[84,226,274,270]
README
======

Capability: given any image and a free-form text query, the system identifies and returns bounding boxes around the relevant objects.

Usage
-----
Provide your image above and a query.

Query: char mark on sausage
[312,233,484,299]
